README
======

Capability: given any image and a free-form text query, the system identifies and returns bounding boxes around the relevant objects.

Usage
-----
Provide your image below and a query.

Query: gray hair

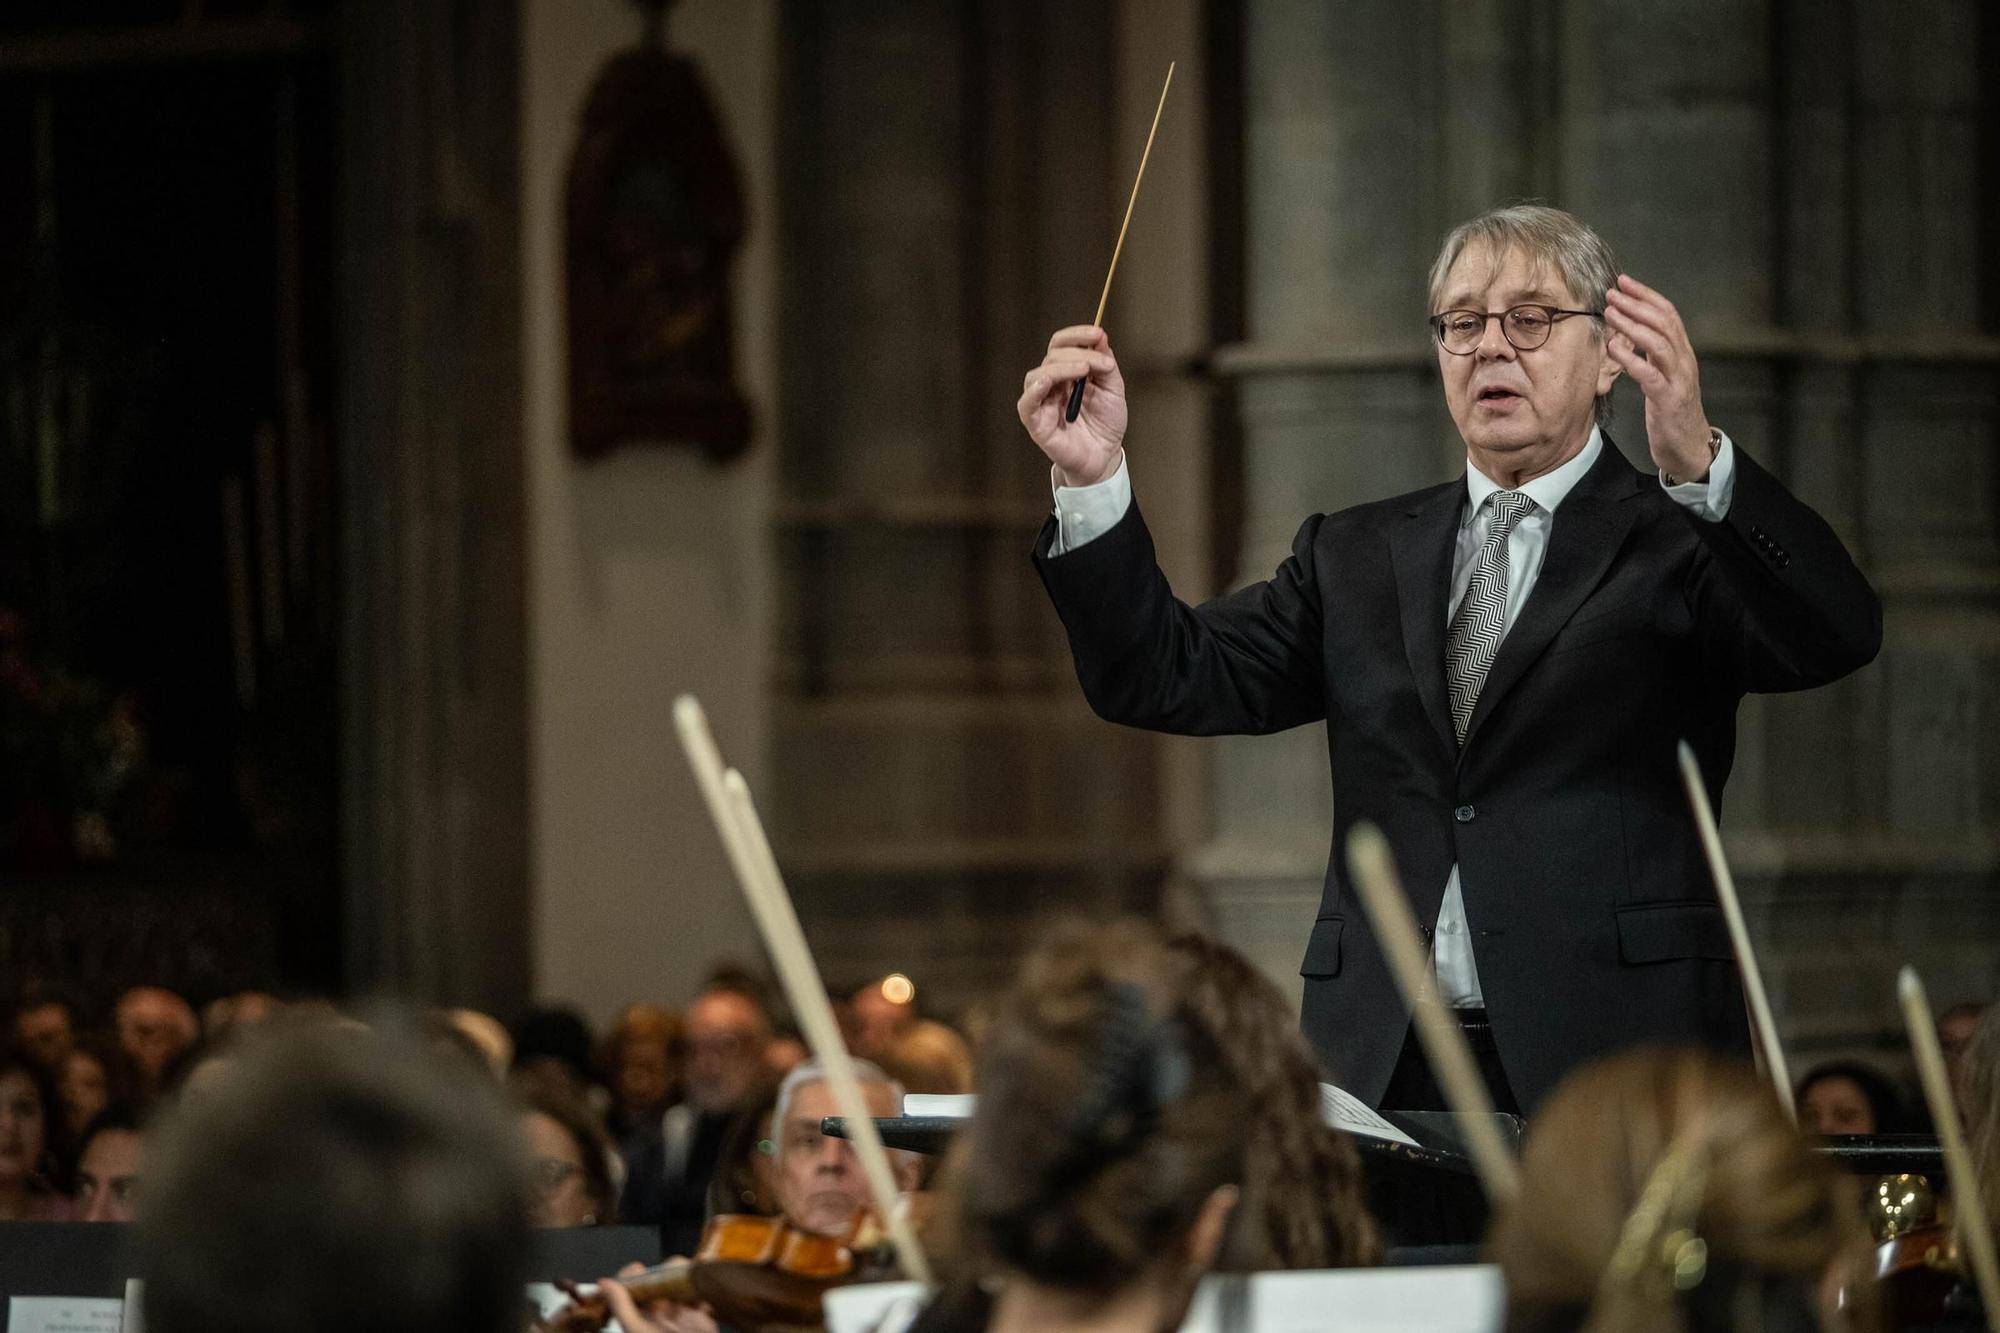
[774,1056,903,1130]
[1427,204,1619,424]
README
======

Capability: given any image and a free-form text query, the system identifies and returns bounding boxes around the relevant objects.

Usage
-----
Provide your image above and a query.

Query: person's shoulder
[1312,476,1463,534]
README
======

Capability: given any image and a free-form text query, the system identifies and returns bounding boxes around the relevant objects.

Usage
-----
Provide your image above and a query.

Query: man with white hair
[1023,204,1879,1116]
[767,1058,920,1237]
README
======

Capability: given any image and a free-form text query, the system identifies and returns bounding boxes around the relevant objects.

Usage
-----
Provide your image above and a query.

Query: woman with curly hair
[910,919,1378,1333]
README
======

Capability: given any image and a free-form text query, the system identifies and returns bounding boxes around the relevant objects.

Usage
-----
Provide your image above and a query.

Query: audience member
[602,1002,685,1144]
[623,985,775,1254]
[851,977,917,1059]
[137,1024,532,1333]
[1796,1060,1908,1138]
[114,986,199,1096]
[879,1019,975,1097]
[56,1032,139,1142]
[911,920,1371,1333]
[1939,1001,1987,1121]
[1490,1048,1874,1333]
[510,1004,600,1108]
[201,990,280,1043]
[73,1103,145,1223]
[519,1087,619,1228]
[1962,1002,2000,1255]
[11,986,79,1072]
[448,1007,514,1079]
[0,1043,68,1220]
[704,1079,783,1220]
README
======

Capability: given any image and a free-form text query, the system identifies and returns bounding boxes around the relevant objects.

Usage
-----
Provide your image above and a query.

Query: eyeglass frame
[1428,304,1601,355]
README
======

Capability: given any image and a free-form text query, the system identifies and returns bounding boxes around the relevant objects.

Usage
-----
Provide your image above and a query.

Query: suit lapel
[1458,440,1648,759]
[1388,482,1465,763]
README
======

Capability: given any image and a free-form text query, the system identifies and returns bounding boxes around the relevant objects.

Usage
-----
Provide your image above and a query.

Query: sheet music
[900,1093,975,1117]
[6,1298,123,1333]
[1319,1083,1419,1147]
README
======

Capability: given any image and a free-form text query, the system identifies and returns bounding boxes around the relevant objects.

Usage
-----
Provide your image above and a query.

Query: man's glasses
[1429,304,1599,355]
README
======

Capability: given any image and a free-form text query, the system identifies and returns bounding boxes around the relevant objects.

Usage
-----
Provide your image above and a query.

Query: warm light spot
[881,973,916,1006]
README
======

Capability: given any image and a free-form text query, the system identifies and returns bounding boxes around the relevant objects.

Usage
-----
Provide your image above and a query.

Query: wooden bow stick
[1063,61,1174,423]
[1899,966,2000,1333]
[1346,822,1520,1204]
[673,696,935,1288]
[1676,741,1794,1120]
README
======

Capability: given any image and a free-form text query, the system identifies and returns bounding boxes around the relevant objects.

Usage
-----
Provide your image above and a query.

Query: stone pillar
[1191,1,1443,1005]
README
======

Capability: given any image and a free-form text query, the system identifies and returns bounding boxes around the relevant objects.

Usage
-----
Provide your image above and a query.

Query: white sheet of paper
[823,1280,926,1333]
[1319,1083,1419,1147]
[1183,1266,1503,1333]
[900,1093,975,1118]
[6,1298,124,1333]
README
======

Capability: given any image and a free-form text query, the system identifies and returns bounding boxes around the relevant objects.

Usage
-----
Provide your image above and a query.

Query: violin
[533,1211,892,1333]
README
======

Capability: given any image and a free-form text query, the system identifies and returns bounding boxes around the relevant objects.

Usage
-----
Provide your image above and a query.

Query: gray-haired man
[1024,205,1879,1116]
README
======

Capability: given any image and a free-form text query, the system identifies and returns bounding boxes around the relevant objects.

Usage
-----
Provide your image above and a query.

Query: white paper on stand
[899,1093,975,1118]
[1318,1083,1419,1147]
[1182,1266,1503,1333]
[6,1298,124,1333]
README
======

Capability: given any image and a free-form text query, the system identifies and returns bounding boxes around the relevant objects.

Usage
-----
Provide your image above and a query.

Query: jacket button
[1776,552,1790,568]
[1454,804,1476,823]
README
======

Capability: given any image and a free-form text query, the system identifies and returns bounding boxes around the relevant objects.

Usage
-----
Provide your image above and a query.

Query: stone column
[1191,1,1443,1004]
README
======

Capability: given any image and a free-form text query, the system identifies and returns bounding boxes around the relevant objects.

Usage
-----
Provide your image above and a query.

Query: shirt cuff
[1047,451,1133,555]
[1660,430,1735,522]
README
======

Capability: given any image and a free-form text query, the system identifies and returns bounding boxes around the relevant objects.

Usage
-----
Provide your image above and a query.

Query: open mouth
[1476,386,1521,403]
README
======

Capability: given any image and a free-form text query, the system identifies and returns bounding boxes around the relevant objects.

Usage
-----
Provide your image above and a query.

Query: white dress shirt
[1049,426,1737,1005]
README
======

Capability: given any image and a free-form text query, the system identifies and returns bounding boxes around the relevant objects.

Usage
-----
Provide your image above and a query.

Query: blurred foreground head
[1490,1048,1875,1333]
[138,1023,532,1333]
[921,920,1374,1333]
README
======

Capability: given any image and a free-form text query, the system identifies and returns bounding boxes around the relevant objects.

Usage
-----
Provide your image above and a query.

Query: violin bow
[1346,822,1521,1204]
[674,696,936,1288]
[1899,966,2000,1333]
[1676,740,1795,1120]
[1063,61,1174,423]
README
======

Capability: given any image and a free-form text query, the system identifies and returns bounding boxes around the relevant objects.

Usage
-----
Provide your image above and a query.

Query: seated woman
[0,1043,70,1220]
[1489,1048,1877,1333]
[519,1086,620,1229]
[1795,1061,1909,1138]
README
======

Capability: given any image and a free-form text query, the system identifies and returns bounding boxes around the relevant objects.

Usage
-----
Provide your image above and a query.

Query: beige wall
[521,0,778,1024]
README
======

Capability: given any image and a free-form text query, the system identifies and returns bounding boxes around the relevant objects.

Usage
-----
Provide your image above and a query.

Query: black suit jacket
[1033,439,1880,1112]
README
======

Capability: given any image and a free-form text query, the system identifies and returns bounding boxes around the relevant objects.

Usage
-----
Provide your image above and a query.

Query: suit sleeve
[1684,443,1882,693]
[1032,499,1328,736]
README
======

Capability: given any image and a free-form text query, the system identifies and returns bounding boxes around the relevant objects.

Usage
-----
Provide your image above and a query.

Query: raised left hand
[1602,274,1715,482]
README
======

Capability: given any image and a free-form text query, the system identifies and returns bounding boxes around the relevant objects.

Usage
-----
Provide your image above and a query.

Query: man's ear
[1179,1184,1241,1273]
[892,1147,923,1193]
[1596,335,1624,397]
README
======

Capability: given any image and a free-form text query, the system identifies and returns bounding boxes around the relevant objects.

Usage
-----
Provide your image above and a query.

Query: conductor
[1021,205,1880,1116]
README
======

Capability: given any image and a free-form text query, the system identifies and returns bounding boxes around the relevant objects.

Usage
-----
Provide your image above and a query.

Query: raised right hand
[1016,325,1128,487]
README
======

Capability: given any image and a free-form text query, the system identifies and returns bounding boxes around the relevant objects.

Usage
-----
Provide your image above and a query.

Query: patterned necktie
[1445,490,1538,743]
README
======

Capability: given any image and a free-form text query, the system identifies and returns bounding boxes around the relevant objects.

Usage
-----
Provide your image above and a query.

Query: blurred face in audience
[685,991,768,1115]
[77,1128,144,1223]
[773,1079,914,1236]
[1800,1074,1875,1137]
[615,1037,673,1122]
[0,1069,47,1192]
[59,1047,110,1140]
[522,1110,596,1228]
[849,985,913,1059]
[14,1003,74,1070]
[116,988,198,1084]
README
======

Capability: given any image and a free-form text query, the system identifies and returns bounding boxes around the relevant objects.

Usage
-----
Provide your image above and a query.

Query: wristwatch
[1662,428,1723,487]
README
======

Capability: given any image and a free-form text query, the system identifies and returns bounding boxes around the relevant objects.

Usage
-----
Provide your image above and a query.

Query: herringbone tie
[1445,490,1537,743]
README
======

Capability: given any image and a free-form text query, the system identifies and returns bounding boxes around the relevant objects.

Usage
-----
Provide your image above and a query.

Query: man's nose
[1476,315,1514,360]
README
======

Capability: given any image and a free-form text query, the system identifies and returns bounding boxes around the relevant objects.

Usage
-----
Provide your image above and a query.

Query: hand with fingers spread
[1017,325,1127,487]
[1601,274,1716,484]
